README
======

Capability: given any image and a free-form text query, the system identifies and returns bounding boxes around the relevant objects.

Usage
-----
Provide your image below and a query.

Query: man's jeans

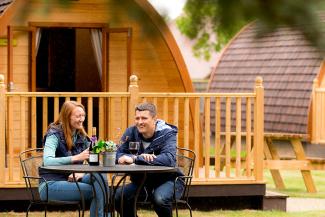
[115,179,184,217]
[39,173,110,217]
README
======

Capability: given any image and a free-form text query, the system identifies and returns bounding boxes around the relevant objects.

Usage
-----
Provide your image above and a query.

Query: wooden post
[0,74,6,185]
[7,26,13,91]
[128,75,139,125]
[311,78,319,143]
[254,76,264,182]
[31,27,37,91]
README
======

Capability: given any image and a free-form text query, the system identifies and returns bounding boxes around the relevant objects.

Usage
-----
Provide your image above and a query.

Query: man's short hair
[135,102,157,117]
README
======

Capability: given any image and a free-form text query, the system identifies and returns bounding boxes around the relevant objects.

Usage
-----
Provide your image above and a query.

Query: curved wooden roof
[135,0,193,93]
[208,22,324,134]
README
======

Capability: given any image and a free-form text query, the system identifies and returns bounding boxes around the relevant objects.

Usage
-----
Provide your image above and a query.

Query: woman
[38,100,109,217]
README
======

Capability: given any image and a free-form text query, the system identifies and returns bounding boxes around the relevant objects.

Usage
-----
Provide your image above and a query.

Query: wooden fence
[0,74,264,187]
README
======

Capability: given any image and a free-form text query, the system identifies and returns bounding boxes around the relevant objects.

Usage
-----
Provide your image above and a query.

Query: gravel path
[287,198,325,212]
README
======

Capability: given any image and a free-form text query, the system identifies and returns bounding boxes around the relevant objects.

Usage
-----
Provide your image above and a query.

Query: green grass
[265,170,325,198]
[2,210,325,217]
[206,164,325,198]
[208,146,247,158]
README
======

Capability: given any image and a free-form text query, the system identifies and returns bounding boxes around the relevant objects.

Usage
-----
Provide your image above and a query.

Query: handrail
[139,92,256,97]
[6,92,130,97]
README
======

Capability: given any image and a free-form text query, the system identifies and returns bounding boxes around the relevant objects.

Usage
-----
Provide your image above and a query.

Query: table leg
[111,174,129,217]
[97,173,110,217]
[132,172,147,217]
[89,174,99,217]
[291,138,317,193]
[113,173,146,217]
[90,173,111,217]
[264,138,285,189]
[73,173,85,217]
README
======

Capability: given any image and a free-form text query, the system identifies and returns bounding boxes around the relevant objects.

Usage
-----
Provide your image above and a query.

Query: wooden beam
[264,160,325,170]
[0,75,5,185]
[291,138,317,193]
[29,22,107,28]
[7,25,13,90]
[264,160,310,170]
[264,133,309,140]
[264,138,285,189]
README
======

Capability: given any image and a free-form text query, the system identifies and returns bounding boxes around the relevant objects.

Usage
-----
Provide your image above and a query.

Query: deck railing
[0,74,264,187]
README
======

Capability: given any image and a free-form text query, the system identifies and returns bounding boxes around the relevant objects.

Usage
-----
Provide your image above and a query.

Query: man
[115,102,184,217]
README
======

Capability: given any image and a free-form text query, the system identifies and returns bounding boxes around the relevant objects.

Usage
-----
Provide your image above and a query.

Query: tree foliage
[177,0,325,60]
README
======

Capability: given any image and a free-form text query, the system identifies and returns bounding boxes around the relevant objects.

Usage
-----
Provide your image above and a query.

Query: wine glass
[129,142,139,155]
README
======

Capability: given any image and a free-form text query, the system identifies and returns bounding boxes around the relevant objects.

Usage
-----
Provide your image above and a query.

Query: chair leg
[175,201,192,217]
[44,205,47,217]
[26,203,32,217]
[186,203,193,217]
[175,202,179,217]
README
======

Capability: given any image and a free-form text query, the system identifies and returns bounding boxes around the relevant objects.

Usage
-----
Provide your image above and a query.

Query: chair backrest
[19,148,44,201]
[176,147,196,201]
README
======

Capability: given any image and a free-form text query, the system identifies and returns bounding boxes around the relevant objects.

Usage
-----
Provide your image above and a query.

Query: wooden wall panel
[108,32,128,138]
[108,32,128,91]
[11,32,29,91]
[0,47,6,75]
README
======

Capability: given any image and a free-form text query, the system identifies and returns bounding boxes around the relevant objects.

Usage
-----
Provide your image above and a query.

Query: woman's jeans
[115,179,184,217]
[39,173,110,217]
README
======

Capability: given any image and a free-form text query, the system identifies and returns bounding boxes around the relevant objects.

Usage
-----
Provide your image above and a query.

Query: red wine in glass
[129,142,139,155]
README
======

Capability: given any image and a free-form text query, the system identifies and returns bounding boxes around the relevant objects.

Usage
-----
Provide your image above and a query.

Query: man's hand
[68,173,85,182]
[140,153,156,162]
[118,155,134,164]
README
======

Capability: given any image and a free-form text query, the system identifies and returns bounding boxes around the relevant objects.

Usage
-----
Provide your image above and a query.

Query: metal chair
[173,147,196,217]
[19,148,81,217]
[113,147,196,217]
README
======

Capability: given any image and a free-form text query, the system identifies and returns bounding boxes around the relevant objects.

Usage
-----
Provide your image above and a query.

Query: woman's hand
[71,148,89,163]
[68,173,85,182]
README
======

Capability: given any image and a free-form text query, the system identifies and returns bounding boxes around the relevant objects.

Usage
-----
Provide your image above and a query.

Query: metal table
[40,164,177,217]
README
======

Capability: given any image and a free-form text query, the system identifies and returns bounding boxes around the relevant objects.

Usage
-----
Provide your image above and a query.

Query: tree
[177,0,325,60]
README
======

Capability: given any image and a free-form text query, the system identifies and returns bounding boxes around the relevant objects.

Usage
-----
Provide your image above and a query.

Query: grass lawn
[265,170,325,198]
[1,210,325,217]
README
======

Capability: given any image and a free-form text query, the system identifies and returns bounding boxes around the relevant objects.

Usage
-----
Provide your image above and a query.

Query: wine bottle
[90,127,97,143]
[89,127,99,166]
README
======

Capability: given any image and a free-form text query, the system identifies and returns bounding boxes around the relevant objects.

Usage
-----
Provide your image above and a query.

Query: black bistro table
[40,164,177,217]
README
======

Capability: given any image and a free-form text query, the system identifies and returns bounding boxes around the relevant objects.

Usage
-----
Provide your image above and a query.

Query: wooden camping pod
[0,0,197,150]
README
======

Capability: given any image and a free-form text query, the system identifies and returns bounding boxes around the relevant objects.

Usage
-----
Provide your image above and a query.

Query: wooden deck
[0,75,265,198]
